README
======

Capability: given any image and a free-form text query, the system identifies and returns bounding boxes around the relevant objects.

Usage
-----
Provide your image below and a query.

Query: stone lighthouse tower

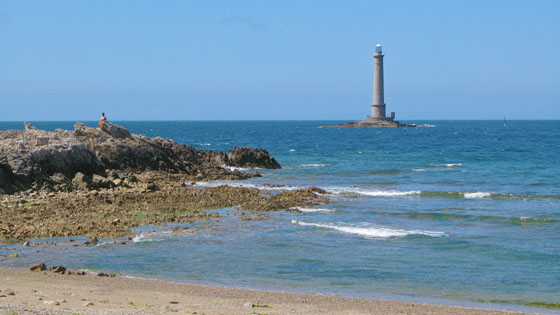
[370,44,389,120]
[325,44,410,127]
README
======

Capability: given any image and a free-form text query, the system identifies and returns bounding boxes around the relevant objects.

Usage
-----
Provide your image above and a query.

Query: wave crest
[328,187,421,197]
[463,192,492,199]
[291,220,446,239]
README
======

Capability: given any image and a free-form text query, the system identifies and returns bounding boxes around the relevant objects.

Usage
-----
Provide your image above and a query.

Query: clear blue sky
[1,0,559,120]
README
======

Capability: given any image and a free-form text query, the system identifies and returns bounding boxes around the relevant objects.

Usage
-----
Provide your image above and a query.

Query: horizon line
[1,119,559,123]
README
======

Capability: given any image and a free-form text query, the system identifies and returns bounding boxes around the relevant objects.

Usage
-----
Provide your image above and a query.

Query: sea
[1,120,559,313]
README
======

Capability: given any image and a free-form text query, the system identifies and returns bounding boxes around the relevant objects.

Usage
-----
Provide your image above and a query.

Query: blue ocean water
[1,120,559,312]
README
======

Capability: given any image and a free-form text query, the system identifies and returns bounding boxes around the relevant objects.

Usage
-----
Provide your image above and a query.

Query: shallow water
[1,120,559,313]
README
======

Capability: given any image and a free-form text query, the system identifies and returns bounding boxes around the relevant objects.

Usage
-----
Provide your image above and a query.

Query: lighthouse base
[323,116,415,128]
[323,112,415,128]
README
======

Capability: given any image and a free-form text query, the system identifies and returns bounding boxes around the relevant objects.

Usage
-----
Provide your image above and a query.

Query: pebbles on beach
[3,289,15,296]
[49,265,66,273]
[30,263,46,271]
[97,272,116,277]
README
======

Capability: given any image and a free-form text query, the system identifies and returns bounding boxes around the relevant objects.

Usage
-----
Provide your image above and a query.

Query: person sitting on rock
[99,112,108,128]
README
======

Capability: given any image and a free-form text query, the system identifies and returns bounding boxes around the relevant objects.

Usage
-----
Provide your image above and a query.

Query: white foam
[289,149,296,152]
[79,269,101,275]
[198,143,212,146]
[464,192,492,199]
[298,208,336,213]
[291,220,446,238]
[327,187,421,197]
[220,164,249,171]
[430,163,462,168]
[132,232,164,243]
[299,163,327,168]
[412,168,426,172]
[417,124,436,127]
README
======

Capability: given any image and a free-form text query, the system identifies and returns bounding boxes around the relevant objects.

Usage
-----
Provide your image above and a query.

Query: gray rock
[136,173,153,183]
[49,265,66,273]
[91,174,114,189]
[72,172,91,190]
[227,146,281,169]
[35,137,49,146]
[0,122,280,194]
[30,262,47,271]
[100,121,132,139]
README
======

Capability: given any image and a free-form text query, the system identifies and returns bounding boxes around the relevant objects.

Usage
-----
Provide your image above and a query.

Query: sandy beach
[0,268,535,315]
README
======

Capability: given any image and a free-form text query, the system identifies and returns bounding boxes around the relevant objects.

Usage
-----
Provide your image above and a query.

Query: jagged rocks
[227,146,281,169]
[0,122,281,194]
[100,121,132,139]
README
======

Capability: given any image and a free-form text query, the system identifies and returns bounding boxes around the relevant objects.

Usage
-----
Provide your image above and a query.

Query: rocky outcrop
[0,122,281,194]
[100,121,132,139]
[0,125,104,194]
[227,146,281,169]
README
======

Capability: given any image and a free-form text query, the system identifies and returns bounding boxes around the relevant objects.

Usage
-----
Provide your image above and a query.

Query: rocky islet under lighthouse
[327,44,413,128]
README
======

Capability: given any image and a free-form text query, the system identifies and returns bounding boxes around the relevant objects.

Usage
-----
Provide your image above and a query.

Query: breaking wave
[377,212,559,226]
[195,182,560,200]
[463,192,492,199]
[291,220,447,238]
[299,163,327,168]
[328,187,421,197]
[132,231,167,243]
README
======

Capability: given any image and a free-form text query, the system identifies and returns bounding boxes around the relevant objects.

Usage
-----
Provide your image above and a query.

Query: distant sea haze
[1,120,559,313]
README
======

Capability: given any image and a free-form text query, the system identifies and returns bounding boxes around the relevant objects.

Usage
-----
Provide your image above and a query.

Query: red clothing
[99,115,107,128]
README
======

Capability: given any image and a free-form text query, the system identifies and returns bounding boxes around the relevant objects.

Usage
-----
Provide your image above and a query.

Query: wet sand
[0,268,534,315]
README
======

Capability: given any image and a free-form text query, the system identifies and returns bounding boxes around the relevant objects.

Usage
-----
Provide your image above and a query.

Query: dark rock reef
[0,183,328,242]
[0,122,280,194]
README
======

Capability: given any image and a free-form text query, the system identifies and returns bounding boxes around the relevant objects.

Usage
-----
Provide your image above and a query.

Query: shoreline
[0,268,541,315]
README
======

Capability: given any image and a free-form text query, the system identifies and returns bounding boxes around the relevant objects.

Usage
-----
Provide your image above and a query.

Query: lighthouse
[324,44,412,127]
[368,44,395,122]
